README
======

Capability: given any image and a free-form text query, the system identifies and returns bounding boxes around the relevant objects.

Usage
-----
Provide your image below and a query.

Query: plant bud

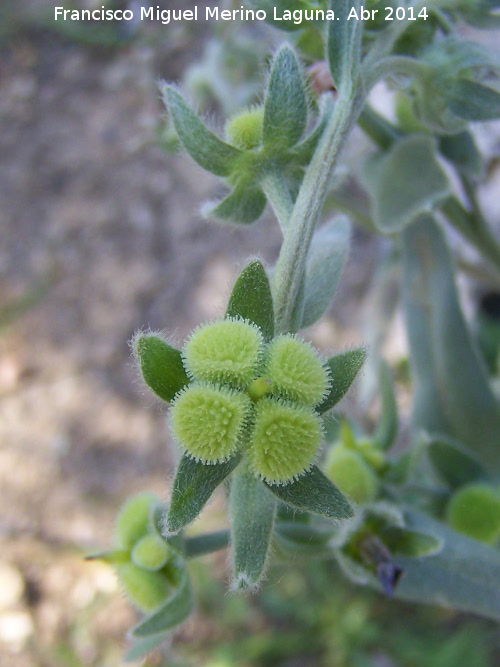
[117,562,172,612]
[446,483,500,545]
[325,445,379,505]
[225,107,264,150]
[131,534,172,571]
[114,492,158,550]
[183,318,263,388]
[248,398,323,485]
[171,384,251,463]
[265,334,331,406]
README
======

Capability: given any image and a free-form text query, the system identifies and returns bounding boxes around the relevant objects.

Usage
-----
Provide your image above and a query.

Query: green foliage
[446,483,500,544]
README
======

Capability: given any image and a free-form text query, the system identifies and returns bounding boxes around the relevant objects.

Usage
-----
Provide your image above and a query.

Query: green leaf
[301,216,350,328]
[184,530,230,558]
[394,509,500,622]
[230,469,276,590]
[165,453,242,535]
[225,260,275,342]
[292,95,333,166]
[316,348,366,414]
[327,0,362,91]
[402,216,500,470]
[263,45,307,150]
[161,84,241,177]
[124,632,170,662]
[131,568,193,637]
[448,79,500,121]
[381,526,442,557]
[134,333,189,403]
[203,181,267,225]
[374,360,398,451]
[439,131,482,179]
[265,466,353,519]
[369,136,450,234]
[274,520,335,558]
[427,437,488,489]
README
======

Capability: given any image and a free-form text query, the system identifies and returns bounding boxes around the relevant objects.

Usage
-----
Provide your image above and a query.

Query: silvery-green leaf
[263,45,307,150]
[448,79,500,121]
[124,632,170,662]
[301,216,350,328]
[134,333,189,403]
[381,526,442,557]
[161,84,241,177]
[427,436,488,489]
[402,216,500,470]
[203,181,267,225]
[230,469,276,590]
[317,348,366,414]
[328,0,362,91]
[274,520,335,558]
[165,453,242,535]
[226,260,275,342]
[369,136,450,233]
[292,95,334,166]
[265,466,353,519]
[438,131,482,178]
[374,360,398,451]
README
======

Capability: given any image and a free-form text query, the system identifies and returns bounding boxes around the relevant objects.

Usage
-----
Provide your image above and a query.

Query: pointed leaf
[301,216,350,328]
[328,0,362,91]
[374,360,398,451]
[292,95,334,166]
[370,136,450,233]
[230,469,276,590]
[134,333,189,403]
[203,181,267,225]
[225,260,274,342]
[449,79,500,121]
[317,348,366,414]
[165,453,242,535]
[161,84,241,177]
[265,465,353,519]
[427,437,488,489]
[124,632,170,662]
[131,571,193,637]
[263,45,307,150]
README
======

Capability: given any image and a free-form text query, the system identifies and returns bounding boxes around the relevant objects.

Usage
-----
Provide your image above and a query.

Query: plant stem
[184,530,230,558]
[261,169,294,231]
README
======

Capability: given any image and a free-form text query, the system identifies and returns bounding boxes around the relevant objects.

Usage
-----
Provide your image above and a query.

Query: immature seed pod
[183,318,263,388]
[265,334,330,406]
[325,445,379,505]
[131,534,172,571]
[117,562,172,612]
[171,383,252,463]
[225,106,264,150]
[114,492,158,550]
[446,483,500,545]
[248,398,323,485]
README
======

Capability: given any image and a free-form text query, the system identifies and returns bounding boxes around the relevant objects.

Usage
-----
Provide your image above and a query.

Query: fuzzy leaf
[265,466,353,519]
[165,453,242,535]
[374,360,398,451]
[402,216,500,470]
[381,526,442,557]
[301,216,350,328]
[438,131,482,178]
[394,509,500,622]
[427,437,488,489]
[203,181,267,224]
[448,79,500,121]
[263,45,308,150]
[328,0,362,91]
[317,348,366,414]
[292,95,333,166]
[226,260,275,342]
[161,84,241,177]
[135,334,189,403]
[230,469,276,590]
[370,136,450,233]
[124,632,170,662]
[275,521,334,558]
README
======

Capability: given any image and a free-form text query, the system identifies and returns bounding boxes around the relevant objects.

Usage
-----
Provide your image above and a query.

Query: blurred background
[1,1,500,665]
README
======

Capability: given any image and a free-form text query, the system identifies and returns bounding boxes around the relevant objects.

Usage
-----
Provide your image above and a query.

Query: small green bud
[356,439,386,471]
[225,106,264,150]
[171,384,251,463]
[183,318,263,388]
[248,398,323,485]
[325,445,379,505]
[117,562,172,612]
[265,335,330,406]
[446,483,500,545]
[114,492,158,550]
[131,534,172,571]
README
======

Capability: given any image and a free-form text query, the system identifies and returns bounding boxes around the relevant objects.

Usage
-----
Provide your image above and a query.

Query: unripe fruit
[225,107,264,150]
[325,445,379,505]
[183,318,263,388]
[114,492,158,550]
[131,534,172,571]
[446,483,500,545]
[171,384,251,463]
[248,398,323,485]
[117,562,172,612]
[265,334,330,406]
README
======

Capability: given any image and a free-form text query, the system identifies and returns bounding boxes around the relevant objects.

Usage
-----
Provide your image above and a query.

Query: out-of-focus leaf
[374,360,398,451]
[427,436,488,489]
[203,181,267,225]
[439,131,482,178]
[448,80,500,121]
[328,0,362,91]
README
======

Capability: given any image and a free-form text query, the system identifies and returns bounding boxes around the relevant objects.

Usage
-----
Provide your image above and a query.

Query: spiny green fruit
[325,445,379,505]
[183,318,263,388]
[171,383,252,463]
[446,483,500,545]
[114,492,158,550]
[265,334,330,406]
[131,534,172,571]
[225,106,264,150]
[248,398,323,485]
[117,562,172,612]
